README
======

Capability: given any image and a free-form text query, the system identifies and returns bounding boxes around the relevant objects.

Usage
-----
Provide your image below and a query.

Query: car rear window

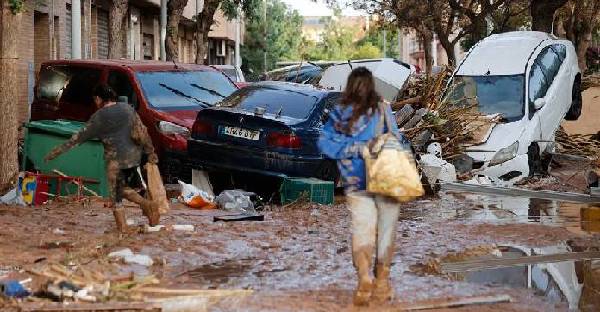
[218,86,320,120]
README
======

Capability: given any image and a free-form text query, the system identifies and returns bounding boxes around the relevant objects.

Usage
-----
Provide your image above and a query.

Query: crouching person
[44,84,161,232]
[318,68,404,306]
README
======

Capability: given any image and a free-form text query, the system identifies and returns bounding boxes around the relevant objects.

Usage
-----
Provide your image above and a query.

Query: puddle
[400,191,600,235]
[442,246,600,310]
[177,258,288,287]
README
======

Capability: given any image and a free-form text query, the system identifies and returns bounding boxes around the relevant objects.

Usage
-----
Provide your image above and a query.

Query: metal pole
[71,0,82,59]
[235,6,241,68]
[263,0,267,73]
[382,29,387,58]
[160,0,167,61]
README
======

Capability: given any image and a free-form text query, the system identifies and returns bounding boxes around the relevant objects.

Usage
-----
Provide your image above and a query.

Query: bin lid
[26,120,87,137]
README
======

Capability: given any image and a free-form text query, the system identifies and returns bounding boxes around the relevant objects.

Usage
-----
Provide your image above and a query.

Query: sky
[280,0,365,17]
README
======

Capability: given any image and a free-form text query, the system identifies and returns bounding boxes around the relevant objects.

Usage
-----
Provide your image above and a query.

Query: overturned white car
[447,31,582,183]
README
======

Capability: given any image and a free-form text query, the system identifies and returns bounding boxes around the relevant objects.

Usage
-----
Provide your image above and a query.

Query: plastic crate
[280,177,334,205]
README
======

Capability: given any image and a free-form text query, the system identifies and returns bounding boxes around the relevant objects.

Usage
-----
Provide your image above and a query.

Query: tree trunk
[575,30,592,71]
[531,0,568,33]
[195,0,219,64]
[0,1,21,194]
[108,0,128,59]
[421,31,434,75]
[437,34,456,66]
[165,0,187,62]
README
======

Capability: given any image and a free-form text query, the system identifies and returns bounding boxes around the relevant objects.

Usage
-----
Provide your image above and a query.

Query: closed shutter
[65,4,72,59]
[97,10,109,59]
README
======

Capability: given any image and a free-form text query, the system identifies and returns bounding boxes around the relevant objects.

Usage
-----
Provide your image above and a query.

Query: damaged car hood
[465,118,527,161]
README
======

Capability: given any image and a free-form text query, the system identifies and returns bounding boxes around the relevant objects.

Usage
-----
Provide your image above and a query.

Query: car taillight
[267,132,302,149]
[192,119,213,136]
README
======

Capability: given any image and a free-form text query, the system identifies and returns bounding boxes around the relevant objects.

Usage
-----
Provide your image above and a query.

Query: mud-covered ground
[0,191,599,311]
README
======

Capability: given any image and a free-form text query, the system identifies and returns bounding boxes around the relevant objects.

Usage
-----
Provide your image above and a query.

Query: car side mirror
[534,97,546,110]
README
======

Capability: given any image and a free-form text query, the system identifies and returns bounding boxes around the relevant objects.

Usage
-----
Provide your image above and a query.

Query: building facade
[397,29,466,71]
[6,0,241,124]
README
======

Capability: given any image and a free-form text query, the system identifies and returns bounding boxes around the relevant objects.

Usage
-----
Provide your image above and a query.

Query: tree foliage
[242,0,303,77]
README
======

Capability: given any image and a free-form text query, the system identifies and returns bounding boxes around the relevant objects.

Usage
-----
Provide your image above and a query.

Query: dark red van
[31,59,238,181]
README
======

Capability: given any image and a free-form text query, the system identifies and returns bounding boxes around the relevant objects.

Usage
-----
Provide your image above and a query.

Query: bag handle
[377,102,394,135]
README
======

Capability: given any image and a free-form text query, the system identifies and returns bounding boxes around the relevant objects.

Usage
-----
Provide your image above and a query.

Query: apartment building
[397,29,465,70]
[5,0,242,123]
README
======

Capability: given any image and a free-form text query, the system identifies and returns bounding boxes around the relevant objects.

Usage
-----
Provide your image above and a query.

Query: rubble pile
[556,127,600,159]
[394,68,501,158]
[581,73,600,91]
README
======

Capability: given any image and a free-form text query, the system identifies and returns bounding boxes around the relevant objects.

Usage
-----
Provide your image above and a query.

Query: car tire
[565,79,582,121]
[527,143,543,176]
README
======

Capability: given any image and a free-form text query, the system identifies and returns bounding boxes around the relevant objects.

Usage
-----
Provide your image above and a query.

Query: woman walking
[318,67,406,306]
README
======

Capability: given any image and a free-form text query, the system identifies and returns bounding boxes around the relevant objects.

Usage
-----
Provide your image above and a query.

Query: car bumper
[160,150,192,183]
[188,139,335,180]
[476,154,530,184]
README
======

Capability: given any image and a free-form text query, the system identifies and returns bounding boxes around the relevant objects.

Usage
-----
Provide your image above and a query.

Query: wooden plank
[442,251,600,273]
[400,294,512,310]
[19,302,161,311]
[131,288,253,297]
[441,182,599,203]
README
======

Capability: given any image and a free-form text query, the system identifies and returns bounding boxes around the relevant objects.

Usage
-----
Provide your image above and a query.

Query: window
[448,75,525,122]
[537,47,561,85]
[551,44,566,61]
[108,71,138,107]
[528,62,549,107]
[218,86,319,120]
[528,45,565,116]
[37,65,101,105]
[136,71,237,110]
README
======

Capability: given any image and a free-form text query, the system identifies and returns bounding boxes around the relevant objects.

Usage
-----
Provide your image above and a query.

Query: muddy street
[1,190,598,311]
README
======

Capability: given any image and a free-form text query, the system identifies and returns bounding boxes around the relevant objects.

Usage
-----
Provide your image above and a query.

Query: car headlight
[489,141,519,166]
[157,121,190,138]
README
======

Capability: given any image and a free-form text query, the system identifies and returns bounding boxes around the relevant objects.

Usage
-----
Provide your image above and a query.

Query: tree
[242,0,303,75]
[108,0,128,58]
[194,0,260,64]
[0,0,21,193]
[531,0,568,32]
[351,42,382,59]
[354,0,435,73]
[557,0,600,71]
[357,24,399,59]
[166,0,188,61]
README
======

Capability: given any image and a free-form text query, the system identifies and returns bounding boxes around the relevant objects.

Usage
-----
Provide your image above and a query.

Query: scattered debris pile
[394,68,501,158]
[556,127,600,159]
[581,73,600,92]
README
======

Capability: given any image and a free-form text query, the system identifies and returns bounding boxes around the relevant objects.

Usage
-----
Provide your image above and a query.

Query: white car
[447,31,582,183]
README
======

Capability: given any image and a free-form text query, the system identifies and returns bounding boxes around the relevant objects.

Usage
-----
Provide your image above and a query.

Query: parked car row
[29,31,582,187]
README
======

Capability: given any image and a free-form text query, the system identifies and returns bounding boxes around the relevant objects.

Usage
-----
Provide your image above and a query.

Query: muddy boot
[113,208,129,233]
[122,188,160,226]
[372,263,393,303]
[141,200,161,226]
[353,248,374,306]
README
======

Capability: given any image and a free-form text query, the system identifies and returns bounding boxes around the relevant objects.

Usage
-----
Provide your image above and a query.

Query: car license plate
[223,126,260,140]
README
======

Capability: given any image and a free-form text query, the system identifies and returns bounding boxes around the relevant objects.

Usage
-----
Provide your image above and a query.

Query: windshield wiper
[190,83,226,98]
[159,83,211,106]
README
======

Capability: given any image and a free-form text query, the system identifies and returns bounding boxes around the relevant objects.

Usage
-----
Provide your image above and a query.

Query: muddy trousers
[107,161,160,232]
[347,192,400,305]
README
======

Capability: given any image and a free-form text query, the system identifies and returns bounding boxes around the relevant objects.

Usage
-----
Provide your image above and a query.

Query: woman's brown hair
[340,67,380,133]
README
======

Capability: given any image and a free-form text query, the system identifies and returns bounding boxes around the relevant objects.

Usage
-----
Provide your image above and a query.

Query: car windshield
[447,75,525,122]
[217,86,320,120]
[220,68,238,81]
[136,71,237,110]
